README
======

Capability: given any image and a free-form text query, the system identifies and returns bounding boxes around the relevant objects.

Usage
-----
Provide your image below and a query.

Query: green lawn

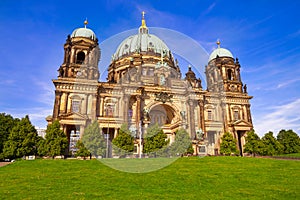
[0,157,299,199]
[277,153,300,158]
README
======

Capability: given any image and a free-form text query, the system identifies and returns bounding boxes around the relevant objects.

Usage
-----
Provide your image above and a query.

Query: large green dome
[112,13,173,61]
[113,33,171,60]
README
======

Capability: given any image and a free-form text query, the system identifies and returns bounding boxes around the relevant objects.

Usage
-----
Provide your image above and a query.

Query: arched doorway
[149,104,176,126]
[148,104,180,143]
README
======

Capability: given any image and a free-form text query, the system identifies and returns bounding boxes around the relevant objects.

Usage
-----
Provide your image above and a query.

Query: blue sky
[0,0,299,136]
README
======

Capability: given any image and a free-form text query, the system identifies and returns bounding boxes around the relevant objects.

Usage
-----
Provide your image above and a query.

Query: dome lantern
[139,11,148,34]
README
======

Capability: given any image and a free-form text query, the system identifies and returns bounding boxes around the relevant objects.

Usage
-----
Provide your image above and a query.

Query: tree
[44,120,68,158]
[168,128,192,156]
[0,113,19,160]
[3,115,38,159]
[143,124,169,156]
[277,129,300,154]
[75,140,91,159]
[112,124,134,156]
[244,130,263,156]
[186,144,194,155]
[36,136,46,156]
[220,132,239,156]
[260,131,283,156]
[81,120,106,158]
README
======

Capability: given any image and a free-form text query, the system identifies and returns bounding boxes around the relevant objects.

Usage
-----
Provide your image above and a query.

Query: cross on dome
[139,11,148,34]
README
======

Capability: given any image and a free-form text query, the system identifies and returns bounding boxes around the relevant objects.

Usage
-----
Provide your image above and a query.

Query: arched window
[76,51,85,64]
[233,110,240,121]
[71,95,82,113]
[147,68,154,76]
[105,105,114,117]
[72,100,80,113]
[227,69,233,80]
[207,110,213,120]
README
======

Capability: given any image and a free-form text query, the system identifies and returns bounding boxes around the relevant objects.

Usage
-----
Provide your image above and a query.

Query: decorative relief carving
[155,92,173,103]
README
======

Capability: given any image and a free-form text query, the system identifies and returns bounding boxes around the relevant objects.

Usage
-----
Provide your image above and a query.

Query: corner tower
[58,20,100,80]
[205,40,253,156]
[48,20,100,152]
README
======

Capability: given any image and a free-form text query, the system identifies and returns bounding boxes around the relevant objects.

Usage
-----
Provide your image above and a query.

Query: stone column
[62,124,67,134]
[71,49,75,64]
[64,93,69,114]
[123,95,129,123]
[227,104,232,122]
[99,96,104,117]
[53,91,61,119]
[116,97,120,117]
[246,104,252,124]
[60,93,66,113]
[136,96,141,129]
[82,95,87,115]
[189,100,195,139]
[220,102,227,132]
[186,99,191,138]
[80,125,85,139]
[91,94,97,120]
[67,95,72,113]
[114,128,118,139]
[242,105,246,121]
[198,100,206,136]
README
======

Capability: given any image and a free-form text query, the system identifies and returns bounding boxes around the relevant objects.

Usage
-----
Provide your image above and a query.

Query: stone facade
[47,16,253,156]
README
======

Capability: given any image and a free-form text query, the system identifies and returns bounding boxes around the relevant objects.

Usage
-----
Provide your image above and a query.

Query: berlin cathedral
[47,13,253,156]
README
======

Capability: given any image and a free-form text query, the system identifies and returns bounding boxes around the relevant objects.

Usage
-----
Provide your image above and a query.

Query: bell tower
[58,19,100,80]
[206,40,244,93]
[49,20,101,144]
[205,40,253,156]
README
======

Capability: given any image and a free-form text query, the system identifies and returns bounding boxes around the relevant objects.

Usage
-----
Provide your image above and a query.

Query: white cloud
[31,78,55,105]
[254,99,300,136]
[202,2,216,15]
[3,107,52,128]
[277,78,300,89]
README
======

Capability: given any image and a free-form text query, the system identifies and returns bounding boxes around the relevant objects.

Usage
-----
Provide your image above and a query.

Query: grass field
[0,157,299,199]
[277,153,300,158]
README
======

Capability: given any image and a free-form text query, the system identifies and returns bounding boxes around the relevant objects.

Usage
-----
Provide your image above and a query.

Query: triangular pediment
[60,112,87,120]
[232,120,252,127]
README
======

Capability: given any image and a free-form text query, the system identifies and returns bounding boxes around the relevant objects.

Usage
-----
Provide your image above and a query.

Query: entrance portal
[237,131,244,157]
[149,104,176,126]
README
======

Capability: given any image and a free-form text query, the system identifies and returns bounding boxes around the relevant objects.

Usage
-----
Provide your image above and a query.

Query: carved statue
[197,78,202,88]
[58,67,64,77]
[180,111,186,120]
[143,108,150,120]
[66,34,71,44]
[243,84,247,93]
[160,74,166,86]
[196,129,204,140]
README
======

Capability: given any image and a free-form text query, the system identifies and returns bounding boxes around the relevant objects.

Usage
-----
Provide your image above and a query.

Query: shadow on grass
[99,157,179,173]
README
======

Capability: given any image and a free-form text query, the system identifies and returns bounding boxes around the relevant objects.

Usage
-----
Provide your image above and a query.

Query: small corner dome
[208,41,233,62]
[71,27,97,41]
